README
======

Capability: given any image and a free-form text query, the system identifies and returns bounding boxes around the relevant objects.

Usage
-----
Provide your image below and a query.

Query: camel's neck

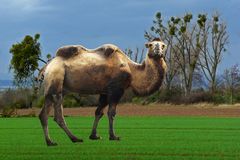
[128,57,167,96]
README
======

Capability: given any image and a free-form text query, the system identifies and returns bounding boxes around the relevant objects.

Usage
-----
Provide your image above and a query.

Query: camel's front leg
[108,103,120,140]
[107,89,124,140]
[89,94,108,140]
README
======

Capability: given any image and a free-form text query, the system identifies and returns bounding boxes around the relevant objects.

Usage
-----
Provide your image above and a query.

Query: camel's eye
[148,44,153,47]
[162,44,165,50]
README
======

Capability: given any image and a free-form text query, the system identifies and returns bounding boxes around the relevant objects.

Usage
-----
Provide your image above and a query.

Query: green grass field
[0,116,240,160]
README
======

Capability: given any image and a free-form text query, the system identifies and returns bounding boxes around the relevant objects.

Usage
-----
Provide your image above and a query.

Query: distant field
[16,103,240,117]
[0,116,240,160]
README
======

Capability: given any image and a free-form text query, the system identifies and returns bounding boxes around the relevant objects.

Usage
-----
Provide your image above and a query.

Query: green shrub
[234,93,240,103]
[121,89,135,103]
[131,97,144,104]
[212,93,228,104]
[33,95,45,108]
[63,95,80,107]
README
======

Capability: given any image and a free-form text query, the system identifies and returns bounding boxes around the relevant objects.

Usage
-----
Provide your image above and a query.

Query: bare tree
[125,47,145,63]
[146,12,228,96]
[221,64,240,104]
[198,14,229,94]
[166,13,206,95]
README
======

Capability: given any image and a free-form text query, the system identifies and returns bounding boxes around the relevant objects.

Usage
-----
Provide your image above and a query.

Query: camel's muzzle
[159,53,165,59]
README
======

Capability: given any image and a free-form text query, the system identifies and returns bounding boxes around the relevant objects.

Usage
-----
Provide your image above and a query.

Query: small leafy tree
[9,34,52,108]
[9,34,47,86]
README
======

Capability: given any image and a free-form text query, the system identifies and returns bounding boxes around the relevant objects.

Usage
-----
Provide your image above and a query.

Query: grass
[0,116,240,160]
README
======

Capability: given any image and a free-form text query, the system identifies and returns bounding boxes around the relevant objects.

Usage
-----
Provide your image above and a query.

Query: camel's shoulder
[56,45,87,58]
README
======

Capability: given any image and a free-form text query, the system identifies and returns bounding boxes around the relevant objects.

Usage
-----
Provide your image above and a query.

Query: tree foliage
[9,34,45,86]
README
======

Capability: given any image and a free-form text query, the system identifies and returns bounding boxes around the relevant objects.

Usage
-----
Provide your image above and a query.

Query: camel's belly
[63,64,117,94]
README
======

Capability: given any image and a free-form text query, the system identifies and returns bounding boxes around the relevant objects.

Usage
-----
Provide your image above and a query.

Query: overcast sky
[0,0,239,79]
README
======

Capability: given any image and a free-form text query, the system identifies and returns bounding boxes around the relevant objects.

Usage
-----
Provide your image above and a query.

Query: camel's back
[55,44,121,59]
[60,44,131,74]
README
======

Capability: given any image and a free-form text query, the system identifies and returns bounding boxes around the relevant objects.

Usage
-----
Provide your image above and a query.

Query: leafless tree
[198,13,229,94]
[221,64,240,104]
[125,47,145,63]
[146,12,229,96]
[165,13,205,95]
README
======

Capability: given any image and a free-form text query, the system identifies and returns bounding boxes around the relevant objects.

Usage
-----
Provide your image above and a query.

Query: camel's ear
[145,43,152,48]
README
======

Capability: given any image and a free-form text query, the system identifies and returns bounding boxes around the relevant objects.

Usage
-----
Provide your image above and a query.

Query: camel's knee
[38,111,44,121]
[52,94,63,104]
[39,95,53,125]
[107,109,116,119]
[39,110,47,125]
[95,108,104,118]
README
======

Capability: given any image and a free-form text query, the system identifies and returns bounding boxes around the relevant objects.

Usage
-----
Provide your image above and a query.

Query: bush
[33,95,45,108]
[63,94,80,107]
[0,88,34,109]
[181,91,213,104]
[121,89,135,103]
[212,92,228,104]
[131,97,144,104]
[137,87,183,105]
[1,106,16,117]
[63,93,98,107]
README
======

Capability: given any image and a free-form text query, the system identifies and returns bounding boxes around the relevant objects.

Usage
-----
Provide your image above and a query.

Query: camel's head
[145,38,167,59]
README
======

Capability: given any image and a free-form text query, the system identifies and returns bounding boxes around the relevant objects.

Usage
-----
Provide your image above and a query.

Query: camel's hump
[56,45,87,58]
[91,44,119,57]
[56,44,120,59]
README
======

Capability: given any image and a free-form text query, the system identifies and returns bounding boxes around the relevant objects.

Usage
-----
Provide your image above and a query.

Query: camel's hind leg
[39,95,56,146]
[89,94,108,140]
[53,94,83,143]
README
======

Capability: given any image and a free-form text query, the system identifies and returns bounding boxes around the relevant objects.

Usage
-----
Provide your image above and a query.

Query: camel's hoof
[47,141,58,146]
[71,137,83,143]
[109,136,120,141]
[89,134,102,140]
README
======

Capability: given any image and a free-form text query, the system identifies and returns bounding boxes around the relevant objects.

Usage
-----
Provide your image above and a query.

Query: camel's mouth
[159,54,165,59]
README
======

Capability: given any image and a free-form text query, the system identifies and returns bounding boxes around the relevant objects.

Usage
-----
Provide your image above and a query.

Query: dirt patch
[16,103,240,117]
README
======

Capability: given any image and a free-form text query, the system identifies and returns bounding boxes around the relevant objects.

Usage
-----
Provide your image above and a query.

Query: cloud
[0,0,54,16]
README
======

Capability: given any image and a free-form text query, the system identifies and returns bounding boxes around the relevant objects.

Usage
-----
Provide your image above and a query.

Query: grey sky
[0,0,239,79]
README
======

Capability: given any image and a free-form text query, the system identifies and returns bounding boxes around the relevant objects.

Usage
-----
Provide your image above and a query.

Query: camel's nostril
[158,53,163,58]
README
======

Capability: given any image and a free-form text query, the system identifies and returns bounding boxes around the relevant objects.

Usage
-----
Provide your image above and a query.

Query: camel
[39,38,167,146]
